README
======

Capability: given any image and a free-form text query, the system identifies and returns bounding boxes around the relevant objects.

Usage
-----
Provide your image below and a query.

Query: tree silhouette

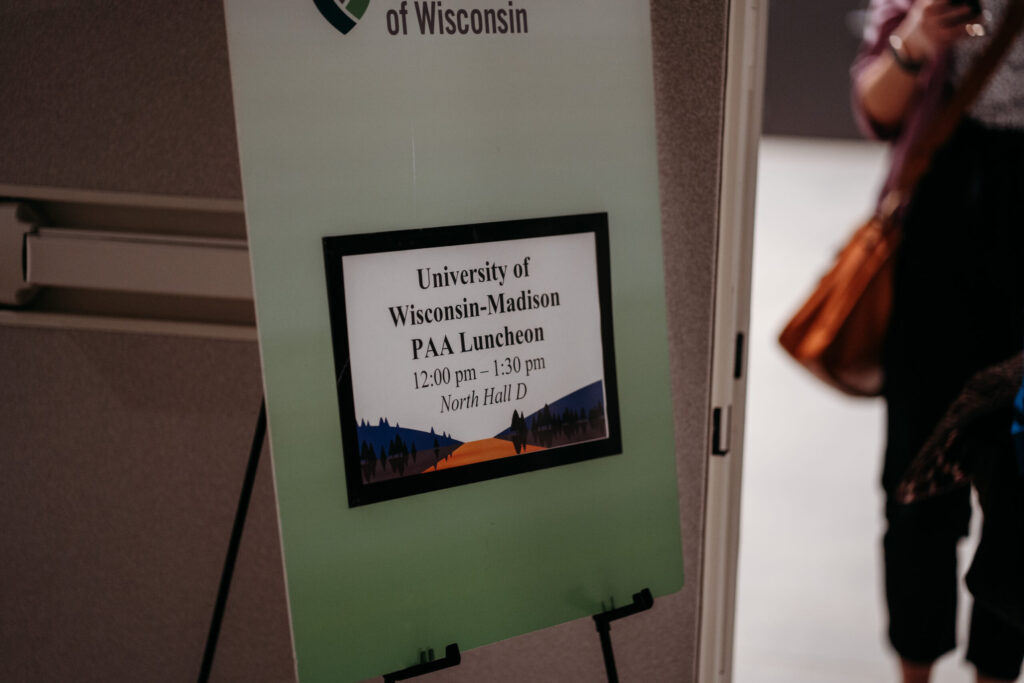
[360,441,375,481]
[530,403,554,447]
[509,409,528,454]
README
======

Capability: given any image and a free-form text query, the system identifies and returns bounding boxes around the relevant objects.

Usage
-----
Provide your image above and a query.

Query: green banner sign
[224,1,683,680]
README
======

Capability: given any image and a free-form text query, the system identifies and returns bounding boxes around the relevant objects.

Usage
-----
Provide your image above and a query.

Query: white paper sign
[324,214,620,505]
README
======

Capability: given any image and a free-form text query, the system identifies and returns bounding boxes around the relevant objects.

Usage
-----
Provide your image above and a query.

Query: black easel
[194,400,644,683]
[382,643,461,682]
[197,398,267,683]
[593,588,654,683]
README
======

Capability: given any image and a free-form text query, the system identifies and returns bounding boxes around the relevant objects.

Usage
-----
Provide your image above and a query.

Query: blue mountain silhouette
[495,380,605,437]
[357,420,461,458]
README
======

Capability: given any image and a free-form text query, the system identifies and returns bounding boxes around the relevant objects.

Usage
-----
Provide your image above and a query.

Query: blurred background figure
[852,1,1024,681]
[736,1,1024,682]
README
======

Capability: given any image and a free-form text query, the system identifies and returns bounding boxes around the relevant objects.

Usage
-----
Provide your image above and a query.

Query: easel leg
[198,398,267,683]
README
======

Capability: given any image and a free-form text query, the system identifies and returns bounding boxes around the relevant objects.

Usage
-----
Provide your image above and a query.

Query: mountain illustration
[354,380,608,485]
[355,419,463,483]
[495,380,607,450]
[357,419,461,455]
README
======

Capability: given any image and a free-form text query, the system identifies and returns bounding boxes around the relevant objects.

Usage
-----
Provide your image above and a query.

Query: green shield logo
[313,0,371,34]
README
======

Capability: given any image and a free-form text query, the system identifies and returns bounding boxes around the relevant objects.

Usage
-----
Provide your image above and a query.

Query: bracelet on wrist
[888,34,925,74]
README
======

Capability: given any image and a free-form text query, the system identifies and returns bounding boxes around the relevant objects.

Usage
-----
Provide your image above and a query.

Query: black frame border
[322,213,621,507]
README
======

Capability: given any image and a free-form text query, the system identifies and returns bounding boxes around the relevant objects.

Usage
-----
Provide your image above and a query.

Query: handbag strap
[887,0,1024,211]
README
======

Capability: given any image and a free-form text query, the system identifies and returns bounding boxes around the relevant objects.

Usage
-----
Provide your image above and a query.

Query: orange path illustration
[426,438,544,471]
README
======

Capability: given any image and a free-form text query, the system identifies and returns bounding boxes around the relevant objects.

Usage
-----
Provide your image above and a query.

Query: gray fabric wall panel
[651,0,731,678]
[0,1,242,199]
[210,438,296,683]
[0,328,293,682]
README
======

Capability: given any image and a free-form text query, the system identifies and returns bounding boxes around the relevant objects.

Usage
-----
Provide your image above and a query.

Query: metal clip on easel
[593,588,654,683]
[382,643,461,682]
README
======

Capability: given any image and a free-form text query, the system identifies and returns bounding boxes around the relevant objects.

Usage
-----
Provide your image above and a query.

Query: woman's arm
[855,0,976,130]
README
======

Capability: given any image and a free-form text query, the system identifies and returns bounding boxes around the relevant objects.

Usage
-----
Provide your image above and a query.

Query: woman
[852,1,1024,681]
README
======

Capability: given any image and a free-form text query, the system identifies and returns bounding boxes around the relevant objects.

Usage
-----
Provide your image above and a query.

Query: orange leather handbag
[779,3,1024,397]
[778,212,898,396]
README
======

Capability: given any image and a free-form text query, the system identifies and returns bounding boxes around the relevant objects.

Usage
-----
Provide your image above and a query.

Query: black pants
[882,119,1024,679]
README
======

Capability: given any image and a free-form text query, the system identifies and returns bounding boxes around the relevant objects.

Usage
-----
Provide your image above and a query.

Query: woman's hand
[855,0,977,131]
[894,0,977,62]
